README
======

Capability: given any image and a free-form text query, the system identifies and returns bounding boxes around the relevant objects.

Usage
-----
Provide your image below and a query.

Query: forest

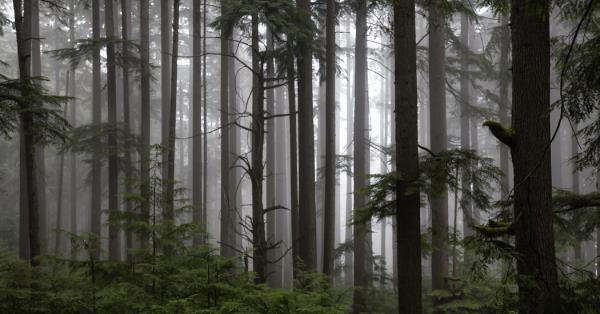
[1,0,600,313]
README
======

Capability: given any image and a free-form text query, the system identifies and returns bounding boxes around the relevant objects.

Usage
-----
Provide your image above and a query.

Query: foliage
[0,75,71,143]
[352,149,501,225]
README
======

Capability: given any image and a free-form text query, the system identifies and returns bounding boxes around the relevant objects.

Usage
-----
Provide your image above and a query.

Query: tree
[459,9,472,240]
[250,12,267,282]
[394,1,422,311]
[121,0,133,256]
[485,0,560,311]
[218,0,229,253]
[13,0,40,266]
[296,0,317,271]
[165,0,180,220]
[90,0,102,259]
[287,42,300,276]
[68,0,78,260]
[322,0,336,279]
[353,0,369,311]
[161,0,172,184]
[140,0,151,250]
[428,0,449,292]
[105,0,121,261]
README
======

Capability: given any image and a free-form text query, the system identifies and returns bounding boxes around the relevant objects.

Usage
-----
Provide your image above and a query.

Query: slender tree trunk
[105,0,121,261]
[353,1,369,311]
[460,11,473,240]
[31,0,48,256]
[139,0,151,250]
[428,1,449,292]
[275,72,289,287]
[90,0,102,259]
[394,1,422,312]
[56,71,70,256]
[572,125,582,261]
[228,37,241,252]
[510,0,560,311]
[344,20,354,286]
[14,0,41,266]
[296,0,317,271]
[161,0,172,183]
[322,0,336,279]
[165,0,180,221]
[121,0,133,257]
[316,5,327,274]
[68,0,78,260]
[287,48,300,277]
[193,0,204,248]
[250,13,267,283]
[266,28,280,287]
[202,0,208,232]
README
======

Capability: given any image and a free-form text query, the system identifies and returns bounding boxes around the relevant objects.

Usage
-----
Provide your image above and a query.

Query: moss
[483,120,515,148]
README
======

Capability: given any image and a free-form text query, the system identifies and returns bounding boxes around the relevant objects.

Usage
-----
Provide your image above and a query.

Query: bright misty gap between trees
[0,0,600,313]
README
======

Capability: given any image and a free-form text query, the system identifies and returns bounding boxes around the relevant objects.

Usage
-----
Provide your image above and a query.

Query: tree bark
[344,20,354,286]
[161,0,172,184]
[428,1,449,292]
[90,0,102,259]
[296,0,317,271]
[165,0,180,221]
[353,0,369,311]
[218,1,231,253]
[459,11,473,240]
[121,0,133,257]
[250,13,267,282]
[510,0,560,311]
[322,0,336,280]
[394,0,422,312]
[192,0,204,248]
[287,47,300,277]
[139,0,151,250]
[105,0,121,261]
[68,0,78,260]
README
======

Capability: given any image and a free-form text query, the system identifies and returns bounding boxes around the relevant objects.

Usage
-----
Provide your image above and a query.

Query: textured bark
[68,0,78,260]
[90,0,102,259]
[394,0,422,312]
[353,0,369,311]
[192,0,204,248]
[287,48,300,276]
[459,12,473,239]
[275,76,289,287]
[322,0,336,280]
[165,0,180,221]
[344,20,354,286]
[55,71,69,256]
[105,0,121,261]
[250,14,267,282]
[296,0,317,271]
[14,0,41,266]
[161,0,172,183]
[510,0,560,311]
[428,1,449,292]
[228,38,241,252]
[139,0,151,250]
[121,0,133,257]
[31,0,48,256]
[218,2,230,253]
[266,29,280,287]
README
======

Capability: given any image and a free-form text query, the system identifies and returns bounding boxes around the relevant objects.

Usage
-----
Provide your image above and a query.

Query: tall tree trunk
[428,1,449,292]
[202,0,208,232]
[250,13,267,283]
[228,37,241,252]
[90,0,102,259]
[459,11,473,240]
[509,0,560,311]
[193,0,204,248]
[296,0,317,271]
[165,0,180,221]
[394,0,422,312]
[287,48,300,277]
[353,0,369,311]
[266,28,280,287]
[316,5,327,274]
[14,0,41,266]
[68,0,78,260]
[498,13,511,199]
[31,0,47,256]
[121,0,133,257]
[322,0,336,279]
[275,73,290,287]
[344,20,354,286]
[105,0,121,261]
[161,0,172,183]
[56,71,70,256]
[571,125,582,261]
[139,0,151,250]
